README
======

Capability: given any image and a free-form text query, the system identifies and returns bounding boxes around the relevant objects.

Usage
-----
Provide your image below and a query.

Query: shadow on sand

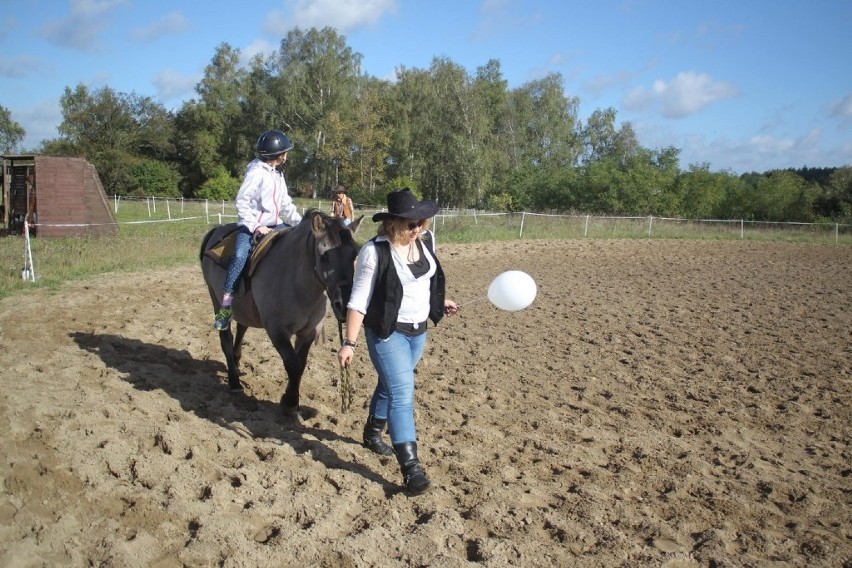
[70,331,395,492]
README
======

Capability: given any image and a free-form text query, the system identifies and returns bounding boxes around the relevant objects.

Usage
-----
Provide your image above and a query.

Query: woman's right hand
[338,345,354,368]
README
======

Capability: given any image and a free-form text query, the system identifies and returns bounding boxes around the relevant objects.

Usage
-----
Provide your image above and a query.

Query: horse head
[309,211,363,323]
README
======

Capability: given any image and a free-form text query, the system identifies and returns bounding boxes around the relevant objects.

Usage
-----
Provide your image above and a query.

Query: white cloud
[13,100,63,151]
[679,128,851,172]
[153,69,200,106]
[0,16,18,41]
[635,118,850,172]
[241,39,276,66]
[623,71,740,118]
[265,0,399,35]
[131,11,191,43]
[583,70,632,98]
[39,0,129,52]
[0,54,41,78]
[828,94,852,128]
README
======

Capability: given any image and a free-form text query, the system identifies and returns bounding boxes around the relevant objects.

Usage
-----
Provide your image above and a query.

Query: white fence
[88,195,849,245]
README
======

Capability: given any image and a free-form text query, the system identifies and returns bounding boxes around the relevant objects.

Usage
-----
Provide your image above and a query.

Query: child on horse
[213,130,302,330]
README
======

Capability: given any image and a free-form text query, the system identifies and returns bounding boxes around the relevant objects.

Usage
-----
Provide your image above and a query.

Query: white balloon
[487,270,537,311]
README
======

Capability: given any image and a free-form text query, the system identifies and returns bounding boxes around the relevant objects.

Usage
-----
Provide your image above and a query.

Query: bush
[196,166,240,200]
[128,159,181,197]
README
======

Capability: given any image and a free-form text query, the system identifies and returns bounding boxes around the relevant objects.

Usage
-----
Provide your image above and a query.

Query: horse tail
[199,227,217,264]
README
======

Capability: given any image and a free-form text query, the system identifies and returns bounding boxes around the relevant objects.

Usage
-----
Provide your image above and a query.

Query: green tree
[196,165,241,201]
[50,84,176,194]
[174,43,247,195]
[506,74,582,170]
[0,105,25,153]
[815,166,852,221]
[268,27,361,195]
[469,59,510,206]
[582,107,639,165]
[347,77,391,195]
[389,57,506,207]
[730,171,815,221]
[127,159,181,197]
[674,163,734,219]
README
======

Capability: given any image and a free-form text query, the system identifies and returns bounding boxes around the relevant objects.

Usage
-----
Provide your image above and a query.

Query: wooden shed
[1,155,118,238]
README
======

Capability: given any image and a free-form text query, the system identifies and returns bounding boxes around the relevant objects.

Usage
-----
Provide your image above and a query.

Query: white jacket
[235,159,302,233]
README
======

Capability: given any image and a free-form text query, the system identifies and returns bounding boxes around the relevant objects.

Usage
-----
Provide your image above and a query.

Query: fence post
[741,219,744,239]
[166,199,171,220]
[648,216,653,237]
[519,212,526,238]
[22,220,36,282]
[205,200,209,224]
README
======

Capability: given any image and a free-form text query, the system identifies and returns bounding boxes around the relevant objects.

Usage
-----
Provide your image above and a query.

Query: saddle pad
[204,227,239,268]
[204,225,293,275]
[248,227,293,276]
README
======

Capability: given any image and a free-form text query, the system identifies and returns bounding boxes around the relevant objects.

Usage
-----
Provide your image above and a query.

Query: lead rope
[337,321,354,413]
[339,366,354,413]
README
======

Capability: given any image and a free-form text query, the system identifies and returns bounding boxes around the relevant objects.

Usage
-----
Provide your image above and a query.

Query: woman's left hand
[444,300,459,316]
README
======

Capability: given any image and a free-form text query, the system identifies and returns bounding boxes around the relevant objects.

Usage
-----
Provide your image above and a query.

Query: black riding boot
[393,441,431,495]
[363,415,394,456]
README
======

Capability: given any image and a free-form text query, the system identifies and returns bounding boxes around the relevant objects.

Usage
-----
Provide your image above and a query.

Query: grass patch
[1,198,849,301]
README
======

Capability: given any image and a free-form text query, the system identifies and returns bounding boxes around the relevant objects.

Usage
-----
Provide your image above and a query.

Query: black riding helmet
[256,130,294,160]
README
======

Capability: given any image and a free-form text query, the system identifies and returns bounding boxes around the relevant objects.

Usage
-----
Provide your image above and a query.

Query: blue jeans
[223,224,288,295]
[365,327,427,444]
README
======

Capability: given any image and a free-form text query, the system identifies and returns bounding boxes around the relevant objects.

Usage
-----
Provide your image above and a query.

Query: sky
[1,0,850,174]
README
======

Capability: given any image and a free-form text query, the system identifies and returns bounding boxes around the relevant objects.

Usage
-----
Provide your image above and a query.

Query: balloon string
[458,296,487,307]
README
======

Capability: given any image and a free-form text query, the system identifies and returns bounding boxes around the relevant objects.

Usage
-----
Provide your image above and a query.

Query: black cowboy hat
[372,188,439,222]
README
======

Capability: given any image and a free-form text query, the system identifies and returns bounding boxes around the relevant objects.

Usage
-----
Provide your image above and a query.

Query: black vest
[363,232,446,339]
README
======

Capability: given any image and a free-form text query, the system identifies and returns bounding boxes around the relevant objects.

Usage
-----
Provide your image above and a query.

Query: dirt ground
[0,239,849,567]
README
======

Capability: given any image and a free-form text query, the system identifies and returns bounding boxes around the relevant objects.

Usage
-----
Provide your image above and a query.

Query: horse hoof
[280,406,301,423]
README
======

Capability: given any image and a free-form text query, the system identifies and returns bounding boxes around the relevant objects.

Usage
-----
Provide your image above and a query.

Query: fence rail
[19,195,851,245]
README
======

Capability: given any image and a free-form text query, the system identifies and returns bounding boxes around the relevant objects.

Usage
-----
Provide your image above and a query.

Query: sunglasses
[406,220,426,230]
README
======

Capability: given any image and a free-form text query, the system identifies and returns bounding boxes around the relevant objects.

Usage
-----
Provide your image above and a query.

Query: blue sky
[1,0,850,174]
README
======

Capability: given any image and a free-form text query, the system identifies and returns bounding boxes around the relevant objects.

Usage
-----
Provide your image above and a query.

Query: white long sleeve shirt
[347,234,438,324]
[235,159,302,233]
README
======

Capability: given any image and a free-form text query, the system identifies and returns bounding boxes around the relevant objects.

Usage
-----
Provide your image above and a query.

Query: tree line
[2,27,850,223]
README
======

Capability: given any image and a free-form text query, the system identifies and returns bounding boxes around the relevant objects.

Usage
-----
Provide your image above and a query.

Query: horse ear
[311,211,326,236]
[349,215,364,236]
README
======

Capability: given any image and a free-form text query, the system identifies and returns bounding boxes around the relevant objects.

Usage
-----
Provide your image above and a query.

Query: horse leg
[218,327,243,391]
[269,332,313,414]
[233,323,248,371]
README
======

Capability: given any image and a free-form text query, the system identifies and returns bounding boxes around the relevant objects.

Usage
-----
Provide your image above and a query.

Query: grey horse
[200,209,362,414]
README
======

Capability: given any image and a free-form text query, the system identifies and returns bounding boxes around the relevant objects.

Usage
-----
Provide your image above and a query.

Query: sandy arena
[0,239,849,567]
